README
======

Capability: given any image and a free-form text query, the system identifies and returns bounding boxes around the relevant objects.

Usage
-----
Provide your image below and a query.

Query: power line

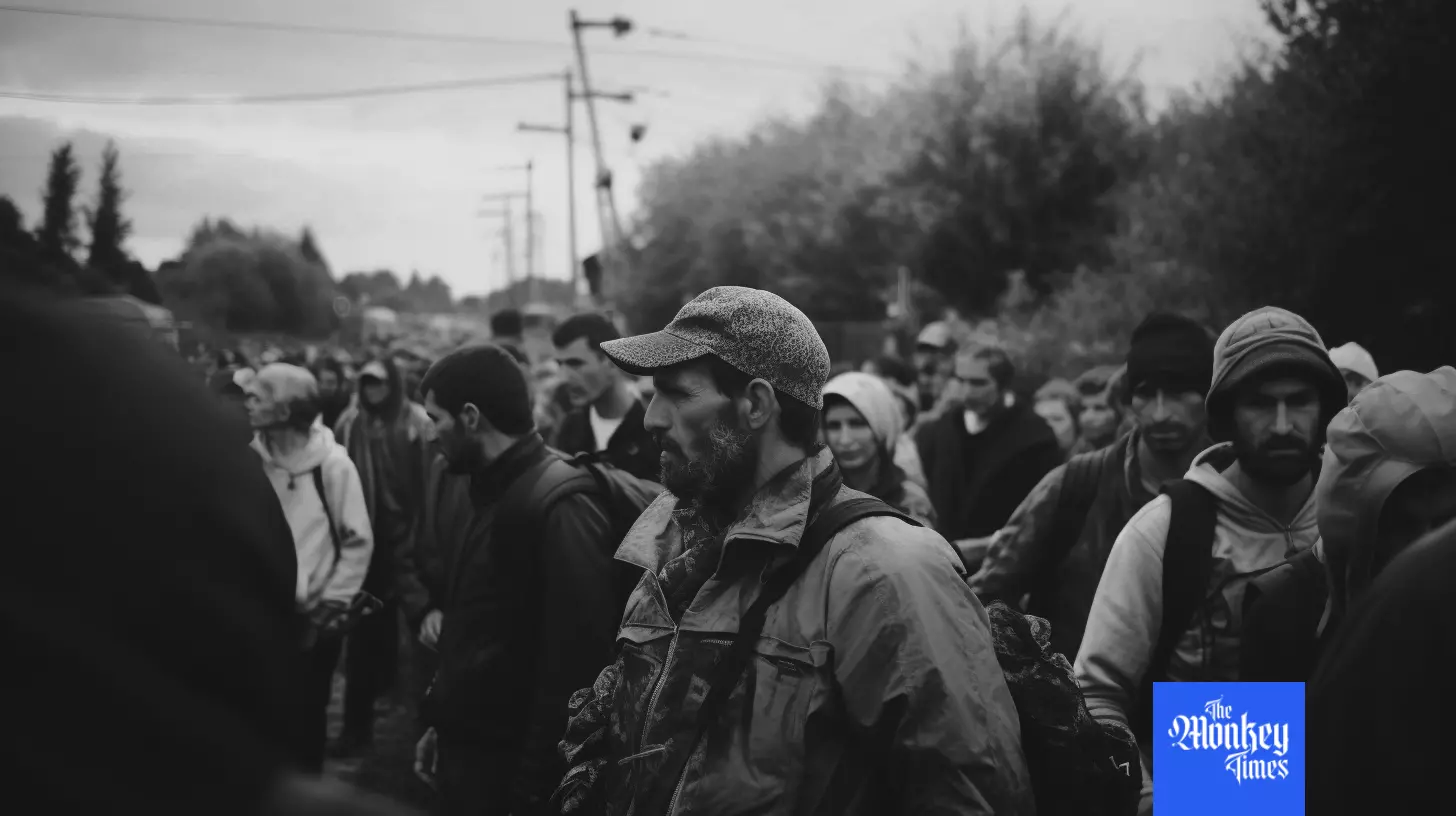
[0,73,561,105]
[0,4,897,78]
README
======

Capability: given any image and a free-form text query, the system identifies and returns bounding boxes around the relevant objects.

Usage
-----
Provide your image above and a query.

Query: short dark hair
[498,342,529,367]
[966,345,1015,389]
[552,312,620,352]
[703,356,822,451]
[490,308,523,338]
[419,344,534,435]
[871,355,916,389]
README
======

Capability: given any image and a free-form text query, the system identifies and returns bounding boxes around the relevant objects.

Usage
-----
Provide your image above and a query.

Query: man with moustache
[1074,306,1347,816]
[410,344,620,816]
[551,287,1033,816]
[549,312,661,481]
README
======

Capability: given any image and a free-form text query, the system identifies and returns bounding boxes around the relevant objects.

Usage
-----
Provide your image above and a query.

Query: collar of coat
[615,447,836,576]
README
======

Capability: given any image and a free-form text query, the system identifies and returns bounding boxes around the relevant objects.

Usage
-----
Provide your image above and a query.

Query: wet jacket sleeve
[512,493,619,811]
[322,455,375,604]
[968,464,1067,602]
[827,527,1034,815]
[1073,497,1170,814]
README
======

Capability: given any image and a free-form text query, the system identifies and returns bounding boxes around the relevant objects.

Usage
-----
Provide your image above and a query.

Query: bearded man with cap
[551,286,1033,816]
[968,313,1215,662]
[1074,306,1348,816]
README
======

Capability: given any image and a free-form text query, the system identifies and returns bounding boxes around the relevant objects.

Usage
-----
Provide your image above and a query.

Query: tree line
[612,0,1455,376]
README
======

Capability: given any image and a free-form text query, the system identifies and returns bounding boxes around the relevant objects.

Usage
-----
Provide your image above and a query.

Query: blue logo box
[1153,682,1304,816]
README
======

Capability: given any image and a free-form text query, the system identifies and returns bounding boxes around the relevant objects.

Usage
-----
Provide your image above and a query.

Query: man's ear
[740,379,779,432]
[458,402,483,432]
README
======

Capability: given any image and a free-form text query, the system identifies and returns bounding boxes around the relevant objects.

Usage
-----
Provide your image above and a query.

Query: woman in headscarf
[821,372,937,528]
[1033,378,1082,459]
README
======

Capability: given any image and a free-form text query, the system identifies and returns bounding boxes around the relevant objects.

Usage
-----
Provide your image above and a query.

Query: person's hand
[414,727,439,790]
[311,599,351,636]
[954,536,995,574]
[418,610,443,650]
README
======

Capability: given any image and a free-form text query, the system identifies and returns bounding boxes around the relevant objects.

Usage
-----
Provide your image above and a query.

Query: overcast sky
[0,0,1269,297]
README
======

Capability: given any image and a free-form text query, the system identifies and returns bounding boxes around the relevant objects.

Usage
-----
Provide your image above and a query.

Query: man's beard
[1234,433,1320,487]
[660,418,760,510]
[440,436,484,475]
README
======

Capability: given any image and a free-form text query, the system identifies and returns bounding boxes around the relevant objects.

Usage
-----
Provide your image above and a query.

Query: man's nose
[1151,391,1171,420]
[642,392,669,433]
[1272,401,1293,435]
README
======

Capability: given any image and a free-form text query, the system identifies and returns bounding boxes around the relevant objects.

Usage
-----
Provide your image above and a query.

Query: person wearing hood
[970,313,1214,662]
[1241,367,1456,682]
[1328,341,1379,402]
[1074,306,1347,816]
[331,357,435,757]
[915,344,1064,546]
[246,363,375,772]
[822,371,937,528]
[1304,518,1456,813]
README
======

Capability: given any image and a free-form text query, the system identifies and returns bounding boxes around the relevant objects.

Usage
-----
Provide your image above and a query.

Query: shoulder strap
[1132,478,1217,744]
[692,472,919,740]
[312,465,343,563]
[1047,447,1111,563]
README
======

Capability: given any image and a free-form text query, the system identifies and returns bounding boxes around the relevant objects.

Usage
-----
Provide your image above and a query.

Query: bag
[985,601,1142,816]
[309,466,383,637]
[501,450,664,611]
[1129,478,1218,748]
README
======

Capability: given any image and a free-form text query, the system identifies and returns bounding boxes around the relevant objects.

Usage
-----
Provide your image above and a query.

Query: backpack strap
[311,465,343,564]
[681,465,920,779]
[1026,447,1110,610]
[1131,478,1217,746]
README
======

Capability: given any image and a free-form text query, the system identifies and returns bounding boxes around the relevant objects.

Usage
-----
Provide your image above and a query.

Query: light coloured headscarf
[823,372,904,455]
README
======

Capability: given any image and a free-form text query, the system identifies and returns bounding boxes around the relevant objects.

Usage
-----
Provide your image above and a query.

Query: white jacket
[253,425,374,610]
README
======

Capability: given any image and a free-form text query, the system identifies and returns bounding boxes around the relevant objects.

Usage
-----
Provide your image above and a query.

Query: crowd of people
[10,276,1455,815]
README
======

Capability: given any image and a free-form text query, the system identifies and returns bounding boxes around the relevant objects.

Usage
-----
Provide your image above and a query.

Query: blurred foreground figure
[0,282,418,816]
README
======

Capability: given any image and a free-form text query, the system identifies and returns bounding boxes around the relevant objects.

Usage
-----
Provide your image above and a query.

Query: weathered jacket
[970,429,1156,660]
[591,448,1033,816]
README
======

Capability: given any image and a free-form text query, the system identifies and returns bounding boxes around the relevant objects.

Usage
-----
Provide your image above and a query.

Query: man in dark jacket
[1306,515,1456,815]
[967,313,1214,660]
[915,345,1064,546]
[413,344,621,816]
[1,281,417,815]
[548,312,660,481]
[332,357,434,755]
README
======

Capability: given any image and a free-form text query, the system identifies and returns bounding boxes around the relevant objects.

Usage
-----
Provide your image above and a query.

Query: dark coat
[1239,547,1330,681]
[421,434,620,812]
[550,398,661,483]
[915,400,1064,542]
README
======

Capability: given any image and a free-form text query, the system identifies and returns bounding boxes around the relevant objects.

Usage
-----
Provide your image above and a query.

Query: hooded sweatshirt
[824,372,937,527]
[1074,307,1335,813]
[253,424,374,609]
[1239,367,1456,681]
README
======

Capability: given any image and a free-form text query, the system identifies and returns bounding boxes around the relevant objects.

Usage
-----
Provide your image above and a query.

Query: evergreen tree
[85,141,133,277]
[35,142,82,264]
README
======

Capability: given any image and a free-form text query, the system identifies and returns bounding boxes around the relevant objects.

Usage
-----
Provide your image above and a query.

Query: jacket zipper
[663,637,735,816]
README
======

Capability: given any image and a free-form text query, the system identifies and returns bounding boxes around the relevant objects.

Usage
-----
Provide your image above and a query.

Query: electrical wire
[0,3,896,78]
[0,73,562,105]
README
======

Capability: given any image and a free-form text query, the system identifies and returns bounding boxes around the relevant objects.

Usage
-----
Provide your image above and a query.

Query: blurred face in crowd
[1373,467,1456,576]
[316,369,341,399]
[645,361,758,505]
[556,337,617,409]
[361,375,390,408]
[1079,392,1120,446]
[1341,369,1373,403]
[1130,379,1207,456]
[954,355,1002,417]
[1230,375,1323,486]
[823,400,878,473]
[1035,398,1078,453]
[423,390,483,474]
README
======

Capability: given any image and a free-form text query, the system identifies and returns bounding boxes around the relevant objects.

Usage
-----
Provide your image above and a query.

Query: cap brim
[600,330,713,376]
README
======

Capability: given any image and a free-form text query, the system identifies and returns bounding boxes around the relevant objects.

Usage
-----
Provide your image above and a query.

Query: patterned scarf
[553,503,732,813]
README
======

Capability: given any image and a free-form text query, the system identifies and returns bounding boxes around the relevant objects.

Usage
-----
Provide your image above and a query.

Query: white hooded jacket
[252,424,373,610]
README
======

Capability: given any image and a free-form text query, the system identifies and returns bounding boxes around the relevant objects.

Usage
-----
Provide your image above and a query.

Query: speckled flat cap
[600,286,831,409]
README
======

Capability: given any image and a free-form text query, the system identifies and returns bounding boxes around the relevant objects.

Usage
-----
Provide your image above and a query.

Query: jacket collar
[614,447,835,574]
[469,432,548,503]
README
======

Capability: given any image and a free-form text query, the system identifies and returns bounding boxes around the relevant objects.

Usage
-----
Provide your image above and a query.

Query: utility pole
[519,69,578,296]
[569,10,633,259]
[480,192,526,301]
